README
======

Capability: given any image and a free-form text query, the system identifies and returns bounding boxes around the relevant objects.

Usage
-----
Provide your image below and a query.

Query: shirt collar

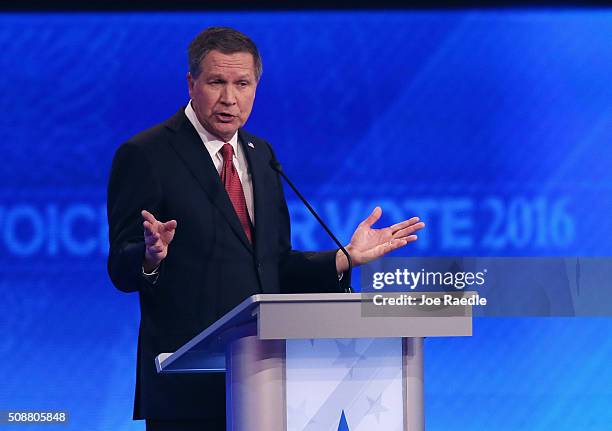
[185,100,239,157]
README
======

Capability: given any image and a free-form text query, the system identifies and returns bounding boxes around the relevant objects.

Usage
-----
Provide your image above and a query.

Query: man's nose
[219,85,236,105]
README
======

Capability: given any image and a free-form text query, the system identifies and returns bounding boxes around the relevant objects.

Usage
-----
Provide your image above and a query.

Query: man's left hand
[336,206,425,273]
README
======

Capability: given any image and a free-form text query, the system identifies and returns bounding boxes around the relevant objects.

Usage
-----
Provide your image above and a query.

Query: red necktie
[220,143,252,243]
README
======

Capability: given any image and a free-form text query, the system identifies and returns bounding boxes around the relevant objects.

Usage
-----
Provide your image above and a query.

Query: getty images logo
[371,268,488,290]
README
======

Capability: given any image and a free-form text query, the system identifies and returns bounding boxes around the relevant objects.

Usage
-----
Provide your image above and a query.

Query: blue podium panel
[286,338,404,431]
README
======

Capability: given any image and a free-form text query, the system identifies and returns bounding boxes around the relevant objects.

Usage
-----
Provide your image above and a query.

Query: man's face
[188,50,257,142]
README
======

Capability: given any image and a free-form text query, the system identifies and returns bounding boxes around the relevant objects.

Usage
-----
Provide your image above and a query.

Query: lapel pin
[248,142,255,149]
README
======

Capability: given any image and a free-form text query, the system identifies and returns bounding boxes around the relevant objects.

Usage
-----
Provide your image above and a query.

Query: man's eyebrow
[205,73,252,80]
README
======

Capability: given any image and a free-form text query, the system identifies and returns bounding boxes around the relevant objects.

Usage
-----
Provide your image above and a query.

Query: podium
[156,293,473,431]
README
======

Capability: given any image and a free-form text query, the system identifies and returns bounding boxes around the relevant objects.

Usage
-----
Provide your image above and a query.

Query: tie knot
[220,143,234,161]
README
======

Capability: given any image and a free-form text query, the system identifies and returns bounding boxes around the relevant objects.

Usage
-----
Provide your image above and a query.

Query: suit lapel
[165,109,253,253]
[238,129,267,261]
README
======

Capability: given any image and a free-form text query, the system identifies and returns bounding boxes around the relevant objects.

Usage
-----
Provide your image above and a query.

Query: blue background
[0,10,611,430]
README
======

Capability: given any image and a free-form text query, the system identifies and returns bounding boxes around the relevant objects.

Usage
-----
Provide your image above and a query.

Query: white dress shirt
[184,101,255,225]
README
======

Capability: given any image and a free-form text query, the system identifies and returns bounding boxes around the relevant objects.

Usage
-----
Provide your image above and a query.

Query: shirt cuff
[142,265,160,284]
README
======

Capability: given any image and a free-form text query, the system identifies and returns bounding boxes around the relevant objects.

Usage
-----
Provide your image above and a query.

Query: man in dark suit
[107,27,424,431]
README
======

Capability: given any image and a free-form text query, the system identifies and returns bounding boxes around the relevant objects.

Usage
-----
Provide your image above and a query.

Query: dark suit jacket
[107,108,346,420]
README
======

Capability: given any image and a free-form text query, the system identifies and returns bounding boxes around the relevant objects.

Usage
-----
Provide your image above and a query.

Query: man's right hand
[142,209,177,273]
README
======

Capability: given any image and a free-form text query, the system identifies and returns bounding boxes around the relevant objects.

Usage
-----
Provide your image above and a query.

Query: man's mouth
[215,112,236,122]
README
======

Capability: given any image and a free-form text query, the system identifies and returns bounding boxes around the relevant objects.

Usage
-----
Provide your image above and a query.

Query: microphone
[270,159,353,293]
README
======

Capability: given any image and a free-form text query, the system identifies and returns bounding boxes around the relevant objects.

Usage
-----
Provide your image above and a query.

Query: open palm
[346,207,425,267]
[142,209,177,271]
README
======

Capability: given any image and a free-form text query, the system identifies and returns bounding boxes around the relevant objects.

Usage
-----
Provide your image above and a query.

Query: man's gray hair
[188,26,263,81]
